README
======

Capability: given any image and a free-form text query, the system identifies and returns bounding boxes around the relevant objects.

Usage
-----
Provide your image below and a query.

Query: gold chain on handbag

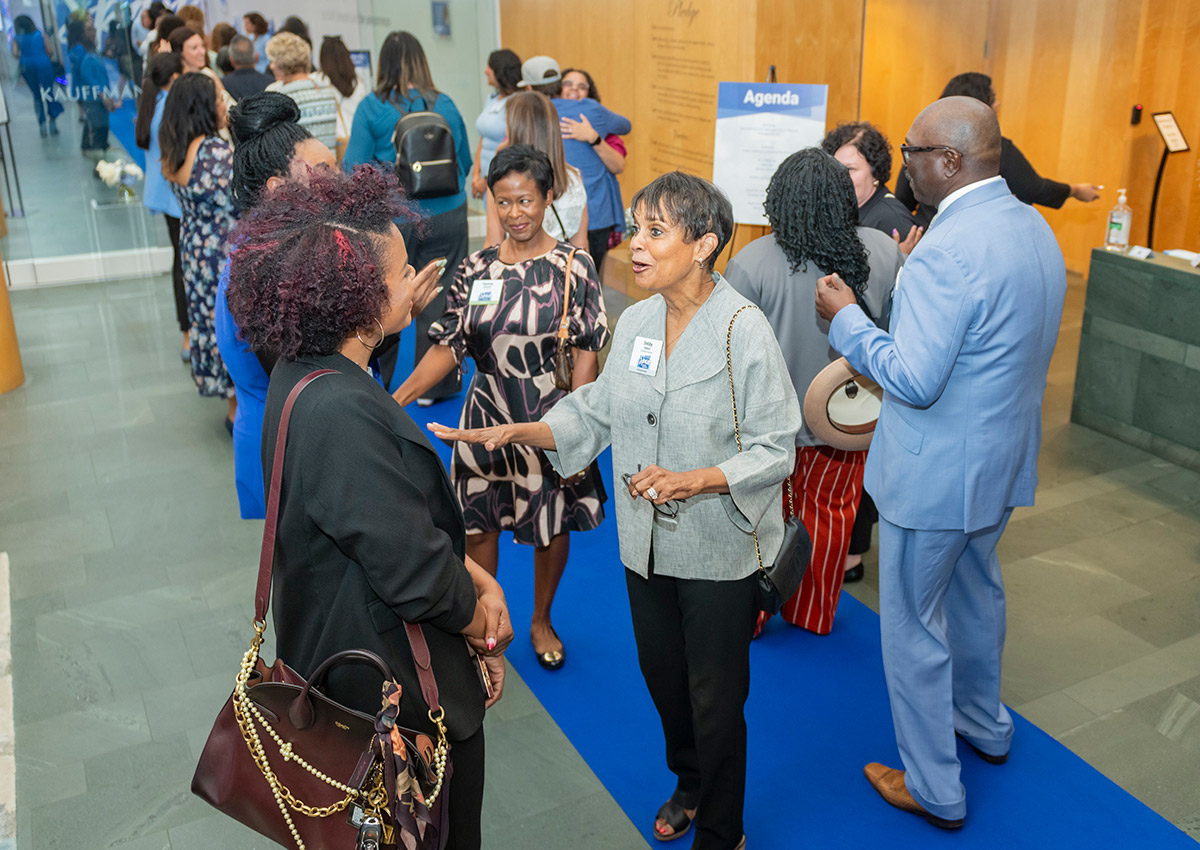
[230,619,450,850]
[725,305,795,576]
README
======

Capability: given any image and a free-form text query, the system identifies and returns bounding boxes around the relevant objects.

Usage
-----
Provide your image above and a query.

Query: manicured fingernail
[435,285,444,294]
[486,638,496,650]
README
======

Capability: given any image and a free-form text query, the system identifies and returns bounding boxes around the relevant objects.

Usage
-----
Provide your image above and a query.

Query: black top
[222,67,274,102]
[894,136,1072,225]
[262,352,485,740]
[858,184,917,238]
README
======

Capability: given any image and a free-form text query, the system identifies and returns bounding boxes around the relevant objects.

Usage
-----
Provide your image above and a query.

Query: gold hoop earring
[356,317,385,351]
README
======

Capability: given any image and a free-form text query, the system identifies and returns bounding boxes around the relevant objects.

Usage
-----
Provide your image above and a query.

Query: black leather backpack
[391,94,459,199]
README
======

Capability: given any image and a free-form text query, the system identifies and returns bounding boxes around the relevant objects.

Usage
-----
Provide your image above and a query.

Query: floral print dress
[430,242,611,546]
[173,136,236,399]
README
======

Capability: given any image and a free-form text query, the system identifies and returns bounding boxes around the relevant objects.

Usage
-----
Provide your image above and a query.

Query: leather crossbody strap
[255,369,335,622]
[252,368,442,712]
[557,248,578,341]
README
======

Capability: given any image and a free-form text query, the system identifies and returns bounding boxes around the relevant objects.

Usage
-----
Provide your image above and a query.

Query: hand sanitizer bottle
[1105,188,1132,251]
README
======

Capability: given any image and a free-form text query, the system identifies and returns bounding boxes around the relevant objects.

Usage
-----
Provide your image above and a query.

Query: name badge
[468,279,503,305]
[628,336,664,376]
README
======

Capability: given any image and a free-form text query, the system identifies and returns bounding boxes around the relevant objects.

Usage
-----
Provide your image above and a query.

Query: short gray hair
[229,34,255,68]
[630,172,734,272]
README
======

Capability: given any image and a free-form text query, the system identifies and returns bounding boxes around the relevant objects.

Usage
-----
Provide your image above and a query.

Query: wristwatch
[590,134,603,146]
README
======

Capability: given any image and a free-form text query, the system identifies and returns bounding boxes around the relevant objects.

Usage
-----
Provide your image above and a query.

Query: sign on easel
[712,82,827,225]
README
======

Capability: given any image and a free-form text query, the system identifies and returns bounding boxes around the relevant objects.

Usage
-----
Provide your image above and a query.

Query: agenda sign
[713,82,828,225]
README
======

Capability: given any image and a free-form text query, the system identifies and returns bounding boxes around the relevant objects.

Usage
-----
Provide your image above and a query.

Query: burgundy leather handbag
[191,370,452,850]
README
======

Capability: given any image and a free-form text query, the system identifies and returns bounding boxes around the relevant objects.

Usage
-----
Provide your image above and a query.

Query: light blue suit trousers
[877,512,1014,821]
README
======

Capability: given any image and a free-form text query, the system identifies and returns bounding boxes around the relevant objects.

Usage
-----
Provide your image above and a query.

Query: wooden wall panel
[990,0,1145,274]
[499,0,865,270]
[733,0,867,257]
[1125,0,1200,252]
[859,0,993,172]
[500,0,1200,278]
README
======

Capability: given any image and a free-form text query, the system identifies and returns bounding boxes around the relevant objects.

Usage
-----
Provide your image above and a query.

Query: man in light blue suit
[815,97,1067,829]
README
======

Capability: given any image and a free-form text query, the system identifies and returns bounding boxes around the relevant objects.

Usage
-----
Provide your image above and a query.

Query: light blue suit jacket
[829,178,1066,532]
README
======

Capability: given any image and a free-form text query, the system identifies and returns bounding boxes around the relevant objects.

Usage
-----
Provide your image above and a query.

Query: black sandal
[653,798,696,842]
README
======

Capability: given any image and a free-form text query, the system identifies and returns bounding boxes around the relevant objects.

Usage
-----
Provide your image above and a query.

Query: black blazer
[858,184,917,238]
[222,67,274,102]
[262,353,485,740]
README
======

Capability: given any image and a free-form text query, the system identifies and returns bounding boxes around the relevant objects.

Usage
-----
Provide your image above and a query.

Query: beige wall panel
[1126,0,1200,252]
[860,0,992,173]
[991,0,1144,273]
[500,0,866,269]
[737,0,867,257]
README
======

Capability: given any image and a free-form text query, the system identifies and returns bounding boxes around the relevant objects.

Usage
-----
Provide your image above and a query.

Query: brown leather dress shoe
[863,763,965,829]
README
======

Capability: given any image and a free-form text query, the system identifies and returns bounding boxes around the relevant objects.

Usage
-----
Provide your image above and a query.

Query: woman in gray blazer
[432,172,801,850]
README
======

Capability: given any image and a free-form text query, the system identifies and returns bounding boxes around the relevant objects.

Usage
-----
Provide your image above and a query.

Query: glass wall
[0,0,498,288]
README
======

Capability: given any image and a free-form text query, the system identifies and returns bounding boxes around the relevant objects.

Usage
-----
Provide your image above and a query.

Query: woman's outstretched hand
[892,224,924,256]
[429,422,511,450]
[410,258,448,318]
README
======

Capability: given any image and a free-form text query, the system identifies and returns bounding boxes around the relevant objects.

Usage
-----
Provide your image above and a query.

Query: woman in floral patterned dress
[161,72,237,425]
[396,145,610,670]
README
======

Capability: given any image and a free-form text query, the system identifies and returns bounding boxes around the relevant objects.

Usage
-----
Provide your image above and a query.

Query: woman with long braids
[724,147,903,636]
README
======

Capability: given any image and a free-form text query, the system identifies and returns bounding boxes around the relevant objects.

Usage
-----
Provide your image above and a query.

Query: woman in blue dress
[12,15,64,136]
[216,92,447,517]
[66,17,111,153]
[469,48,521,200]
[217,92,335,518]
[135,52,189,356]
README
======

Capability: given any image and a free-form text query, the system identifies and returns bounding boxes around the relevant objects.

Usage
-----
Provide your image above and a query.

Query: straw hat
[803,358,883,451]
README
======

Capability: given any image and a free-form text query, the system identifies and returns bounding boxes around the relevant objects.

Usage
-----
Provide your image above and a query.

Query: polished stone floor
[2,266,1198,848]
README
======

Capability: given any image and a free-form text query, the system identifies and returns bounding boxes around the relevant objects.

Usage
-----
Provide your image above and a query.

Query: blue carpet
[404,393,1194,847]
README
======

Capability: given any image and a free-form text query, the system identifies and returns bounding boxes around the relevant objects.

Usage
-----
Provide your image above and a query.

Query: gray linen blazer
[542,276,802,581]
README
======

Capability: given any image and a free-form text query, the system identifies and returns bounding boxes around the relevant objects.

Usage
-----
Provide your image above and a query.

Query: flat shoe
[844,563,865,583]
[863,762,963,829]
[653,798,696,842]
[534,625,565,671]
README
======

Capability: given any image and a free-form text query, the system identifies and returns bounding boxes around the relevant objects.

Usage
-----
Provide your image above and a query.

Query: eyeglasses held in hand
[621,470,679,518]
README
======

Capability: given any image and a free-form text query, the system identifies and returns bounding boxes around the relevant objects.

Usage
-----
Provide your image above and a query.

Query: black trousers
[848,490,878,556]
[586,226,614,281]
[382,203,468,396]
[163,214,187,332]
[444,725,485,850]
[625,559,757,850]
[80,101,109,151]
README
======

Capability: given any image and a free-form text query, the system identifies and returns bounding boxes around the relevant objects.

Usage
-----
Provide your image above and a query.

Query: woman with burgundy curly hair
[226,165,512,850]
